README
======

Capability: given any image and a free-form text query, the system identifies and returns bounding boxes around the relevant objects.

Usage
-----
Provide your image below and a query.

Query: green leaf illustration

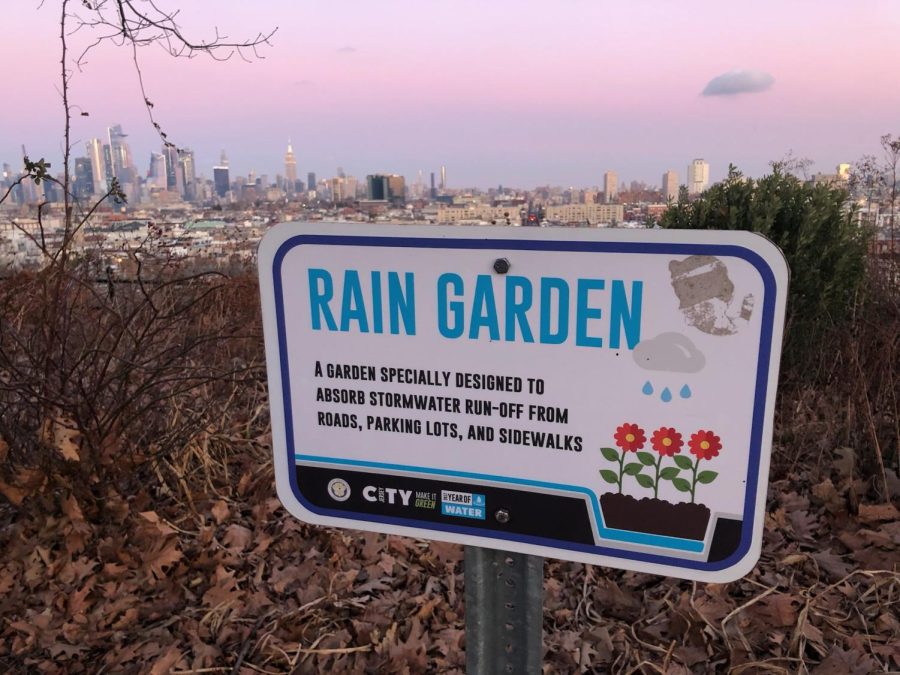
[636,451,656,466]
[600,447,619,462]
[635,474,654,489]
[600,469,620,485]
[673,455,694,470]
[623,462,643,476]
[659,467,680,480]
[672,478,692,492]
[697,470,719,484]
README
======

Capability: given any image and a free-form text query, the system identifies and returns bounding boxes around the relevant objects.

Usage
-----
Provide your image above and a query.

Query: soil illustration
[600,493,711,540]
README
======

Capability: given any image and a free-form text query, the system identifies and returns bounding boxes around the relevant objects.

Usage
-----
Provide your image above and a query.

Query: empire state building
[284,140,298,194]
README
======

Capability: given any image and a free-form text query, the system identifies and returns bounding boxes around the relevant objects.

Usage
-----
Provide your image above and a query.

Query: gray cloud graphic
[632,332,706,374]
[702,69,774,96]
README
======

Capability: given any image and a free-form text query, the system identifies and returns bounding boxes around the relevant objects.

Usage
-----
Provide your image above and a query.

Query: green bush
[660,165,871,379]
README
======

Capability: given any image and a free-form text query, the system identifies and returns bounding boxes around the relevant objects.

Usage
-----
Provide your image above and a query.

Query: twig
[721,585,777,655]
[230,611,272,675]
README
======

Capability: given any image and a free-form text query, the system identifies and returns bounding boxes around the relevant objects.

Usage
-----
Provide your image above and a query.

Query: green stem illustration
[653,455,662,498]
[617,452,625,493]
[690,457,701,503]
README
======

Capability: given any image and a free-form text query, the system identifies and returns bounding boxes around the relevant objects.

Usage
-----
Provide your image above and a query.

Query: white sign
[258,223,788,582]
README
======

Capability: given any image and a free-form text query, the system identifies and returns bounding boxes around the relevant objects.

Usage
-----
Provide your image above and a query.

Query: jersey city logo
[327,478,351,502]
[363,485,413,506]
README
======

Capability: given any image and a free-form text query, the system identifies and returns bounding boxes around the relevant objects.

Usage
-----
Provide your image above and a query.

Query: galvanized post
[464,546,544,674]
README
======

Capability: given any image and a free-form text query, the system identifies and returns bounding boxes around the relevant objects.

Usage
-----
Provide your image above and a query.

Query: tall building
[662,170,679,202]
[329,175,358,202]
[213,150,230,198]
[603,171,618,203]
[440,165,446,190]
[213,167,229,198]
[284,140,298,194]
[307,172,316,194]
[345,176,358,200]
[430,172,436,199]
[387,174,406,202]
[73,158,94,201]
[367,174,390,201]
[687,159,709,195]
[178,148,196,200]
[107,124,134,181]
[162,145,183,194]
[148,152,167,190]
[85,138,105,196]
[102,144,114,187]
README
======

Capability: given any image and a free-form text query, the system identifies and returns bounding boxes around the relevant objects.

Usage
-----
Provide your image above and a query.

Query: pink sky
[2,0,899,187]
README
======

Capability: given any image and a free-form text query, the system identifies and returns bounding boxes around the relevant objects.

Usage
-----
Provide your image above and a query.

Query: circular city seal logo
[327,478,351,502]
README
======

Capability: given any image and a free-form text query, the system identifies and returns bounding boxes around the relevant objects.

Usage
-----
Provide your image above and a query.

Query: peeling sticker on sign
[669,255,754,336]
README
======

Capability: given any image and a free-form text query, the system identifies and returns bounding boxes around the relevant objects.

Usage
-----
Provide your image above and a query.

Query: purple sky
[2,0,899,188]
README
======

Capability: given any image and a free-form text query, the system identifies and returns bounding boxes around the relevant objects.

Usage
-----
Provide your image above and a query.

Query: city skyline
[10,121,719,194]
[2,1,898,187]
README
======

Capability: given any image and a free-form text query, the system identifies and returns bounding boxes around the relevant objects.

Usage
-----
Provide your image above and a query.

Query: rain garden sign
[258,223,788,582]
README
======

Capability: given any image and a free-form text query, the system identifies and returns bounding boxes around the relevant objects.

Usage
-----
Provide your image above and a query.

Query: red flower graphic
[689,430,722,461]
[651,427,683,456]
[613,423,646,452]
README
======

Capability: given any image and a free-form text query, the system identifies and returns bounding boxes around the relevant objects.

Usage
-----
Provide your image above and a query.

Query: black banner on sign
[296,464,596,545]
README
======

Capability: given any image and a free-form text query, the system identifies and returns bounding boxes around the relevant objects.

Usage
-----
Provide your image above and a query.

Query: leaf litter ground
[0,438,898,674]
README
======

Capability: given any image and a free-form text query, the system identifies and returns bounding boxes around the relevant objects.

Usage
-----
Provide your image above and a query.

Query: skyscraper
[603,171,618,203]
[148,152,167,190]
[387,175,406,203]
[102,144,114,187]
[213,150,230,199]
[107,124,134,181]
[367,174,390,201]
[163,145,183,194]
[85,138,105,196]
[662,170,679,202]
[178,148,196,200]
[307,172,316,194]
[284,140,297,194]
[440,165,446,190]
[687,159,709,195]
[73,158,94,201]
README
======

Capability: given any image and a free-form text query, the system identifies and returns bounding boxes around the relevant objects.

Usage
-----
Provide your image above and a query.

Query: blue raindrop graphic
[660,387,672,403]
[680,384,692,399]
[642,381,654,395]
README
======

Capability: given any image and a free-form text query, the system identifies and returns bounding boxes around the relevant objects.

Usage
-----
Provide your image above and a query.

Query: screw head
[493,258,511,274]
[495,508,510,524]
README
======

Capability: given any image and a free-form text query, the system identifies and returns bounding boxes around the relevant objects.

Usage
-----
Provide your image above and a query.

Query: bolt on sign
[258,223,788,582]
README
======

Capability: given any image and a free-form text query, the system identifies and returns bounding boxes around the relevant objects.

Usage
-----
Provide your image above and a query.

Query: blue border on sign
[272,234,778,572]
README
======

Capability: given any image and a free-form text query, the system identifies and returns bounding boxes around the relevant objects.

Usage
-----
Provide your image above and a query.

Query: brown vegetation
[0,252,897,672]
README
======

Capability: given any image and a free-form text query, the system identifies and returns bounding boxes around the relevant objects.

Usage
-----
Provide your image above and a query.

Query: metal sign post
[465,546,543,675]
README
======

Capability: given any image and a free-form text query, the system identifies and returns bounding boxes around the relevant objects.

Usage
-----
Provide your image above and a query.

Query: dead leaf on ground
[858,502,900,524]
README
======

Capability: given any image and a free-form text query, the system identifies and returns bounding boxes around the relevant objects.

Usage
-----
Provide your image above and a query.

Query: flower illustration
[670,429,722,502]
[614,423,646,452]
[688,430,721,461]
[600,423,649,493]
[651,427,683,457]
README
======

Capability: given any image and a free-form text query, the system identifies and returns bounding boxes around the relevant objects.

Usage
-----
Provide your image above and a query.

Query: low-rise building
[543,203,623,224]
